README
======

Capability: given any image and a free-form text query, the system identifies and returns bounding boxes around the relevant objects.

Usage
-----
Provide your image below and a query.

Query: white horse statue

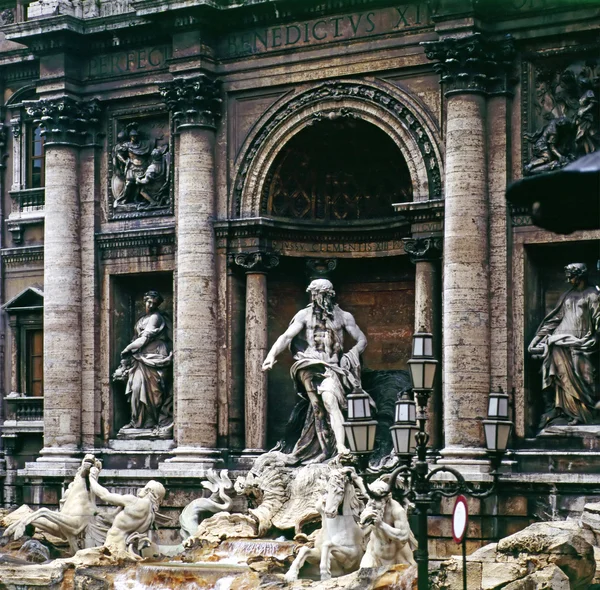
[3,454,105,553]
[285,465,367,581]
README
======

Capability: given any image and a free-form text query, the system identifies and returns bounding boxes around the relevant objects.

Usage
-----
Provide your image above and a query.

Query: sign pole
[452,495,469,590]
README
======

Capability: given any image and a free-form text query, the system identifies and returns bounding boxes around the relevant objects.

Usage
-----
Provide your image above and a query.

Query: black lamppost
[343,332,513,590]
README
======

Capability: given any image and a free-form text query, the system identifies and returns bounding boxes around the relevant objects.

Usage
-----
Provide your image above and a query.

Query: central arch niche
[262,118,413,221]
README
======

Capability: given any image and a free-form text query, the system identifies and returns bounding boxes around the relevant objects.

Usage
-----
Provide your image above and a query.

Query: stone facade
[0,0,598,564]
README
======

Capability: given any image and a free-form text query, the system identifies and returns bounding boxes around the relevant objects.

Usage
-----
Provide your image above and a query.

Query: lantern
[408,332,438,390]
[344,390,378,454]
[390,394,418,455]
[488,389,510,420]
[483,419,512,452]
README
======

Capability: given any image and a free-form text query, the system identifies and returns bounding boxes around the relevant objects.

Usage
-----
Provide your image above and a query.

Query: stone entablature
[215,217,411,259]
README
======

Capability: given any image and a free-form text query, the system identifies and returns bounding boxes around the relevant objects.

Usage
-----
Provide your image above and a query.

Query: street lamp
[344,332,512,590]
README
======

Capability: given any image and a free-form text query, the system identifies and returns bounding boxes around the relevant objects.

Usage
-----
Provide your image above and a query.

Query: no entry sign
[452,495,468,544]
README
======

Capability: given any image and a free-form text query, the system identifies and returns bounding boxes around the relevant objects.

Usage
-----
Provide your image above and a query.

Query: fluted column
[423,34,515,465]
[233,251,279,452]
[25,98,101,465]
[404,237,442,450]
[159,76,223,468]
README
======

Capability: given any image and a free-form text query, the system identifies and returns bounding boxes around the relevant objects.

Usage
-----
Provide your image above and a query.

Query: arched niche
[262,117,413,222]
[234,78,443,219]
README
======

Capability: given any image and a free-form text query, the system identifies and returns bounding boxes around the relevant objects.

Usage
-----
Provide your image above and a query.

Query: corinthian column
[25,98,101,467]
[159,76,223,469]
[233,251,279,452]
[423,34,515,467]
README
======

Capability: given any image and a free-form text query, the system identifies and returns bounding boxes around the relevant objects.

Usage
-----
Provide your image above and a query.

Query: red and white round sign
[452,495,468,544]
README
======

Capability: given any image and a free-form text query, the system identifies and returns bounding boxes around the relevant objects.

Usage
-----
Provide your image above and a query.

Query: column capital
[422,33,516,96]
[306,258,337,280]
[159,75,222,131]
[232,251,279,273]
[25,97,102,147]
[403,237,443,264]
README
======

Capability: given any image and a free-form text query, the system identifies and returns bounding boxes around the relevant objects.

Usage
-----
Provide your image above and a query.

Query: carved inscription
[271,240,405,256]
[223,4,428,57]
[88,46,171,79]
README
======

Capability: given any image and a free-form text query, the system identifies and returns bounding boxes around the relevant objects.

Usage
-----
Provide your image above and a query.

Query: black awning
[506,151,600,234]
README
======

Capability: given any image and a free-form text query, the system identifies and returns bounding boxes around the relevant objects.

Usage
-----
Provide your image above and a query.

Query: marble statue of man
[114,290,173,437]
[529,263,600,427]
[262,279,372,464]
[89,466,166,559]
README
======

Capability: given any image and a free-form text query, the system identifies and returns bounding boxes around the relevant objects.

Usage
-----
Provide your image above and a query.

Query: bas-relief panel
[107,106,173,221]
[265,257,414,448]
[521,48,599,176]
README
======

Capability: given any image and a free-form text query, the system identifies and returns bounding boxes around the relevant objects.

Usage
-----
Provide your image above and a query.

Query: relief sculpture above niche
[523,54,599,175]
[108,109,173,219]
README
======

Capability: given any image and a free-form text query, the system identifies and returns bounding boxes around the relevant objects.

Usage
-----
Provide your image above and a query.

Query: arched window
[262,119,413,222]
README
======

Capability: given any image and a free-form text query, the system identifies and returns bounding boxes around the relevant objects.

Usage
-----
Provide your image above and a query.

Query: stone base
[116,426,173,441]
[437,446,494,477]
[158,446,224,476]
[19,446,83,478]
[229,449,268,469]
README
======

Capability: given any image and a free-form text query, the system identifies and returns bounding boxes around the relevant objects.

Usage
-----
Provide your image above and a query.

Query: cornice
[1,245,44,266]
[96,226,176,260]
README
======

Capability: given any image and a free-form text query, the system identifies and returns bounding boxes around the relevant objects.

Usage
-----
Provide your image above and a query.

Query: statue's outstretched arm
[262,310,306,370]
[89,468,130,508]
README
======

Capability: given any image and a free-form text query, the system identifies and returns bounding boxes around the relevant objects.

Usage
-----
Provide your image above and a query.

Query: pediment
[3,286,44,312]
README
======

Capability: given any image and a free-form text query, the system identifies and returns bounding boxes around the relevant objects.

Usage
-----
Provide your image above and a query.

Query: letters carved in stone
[159,75,222,131]
[422,33,516,96]
[25,97,102,146]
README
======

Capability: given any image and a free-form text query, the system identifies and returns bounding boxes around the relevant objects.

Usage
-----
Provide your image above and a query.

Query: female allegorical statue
[114,290,173,436]
[529,263,600,427]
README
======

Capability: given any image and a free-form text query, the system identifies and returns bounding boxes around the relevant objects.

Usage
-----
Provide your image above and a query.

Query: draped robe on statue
[274,306,373,464]
[126,311,173,429]
[534,285,600,424]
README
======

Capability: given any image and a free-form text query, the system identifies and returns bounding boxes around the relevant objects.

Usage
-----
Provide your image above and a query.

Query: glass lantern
[344,389,378,454]
[488,389,510,420]
[483,419,512,452]
[390,393,418,455]
[408,332,438,391]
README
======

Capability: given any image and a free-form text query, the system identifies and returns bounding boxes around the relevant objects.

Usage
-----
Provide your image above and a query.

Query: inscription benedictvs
[222,4,429,58]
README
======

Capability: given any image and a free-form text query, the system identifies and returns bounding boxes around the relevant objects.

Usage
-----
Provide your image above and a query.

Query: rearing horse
[285,466,367,581]
[3,454,104,554]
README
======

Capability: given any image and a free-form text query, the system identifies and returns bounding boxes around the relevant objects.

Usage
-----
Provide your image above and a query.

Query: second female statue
[113,290,173,438]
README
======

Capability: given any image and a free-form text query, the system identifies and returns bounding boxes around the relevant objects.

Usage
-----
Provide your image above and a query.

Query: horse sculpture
[359,477,417,569]
[3,454,105,554]
[285,465,367,581]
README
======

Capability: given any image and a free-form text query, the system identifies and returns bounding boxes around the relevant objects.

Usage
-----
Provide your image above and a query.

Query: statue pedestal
[158,446,224,476]
[117,426,173,441]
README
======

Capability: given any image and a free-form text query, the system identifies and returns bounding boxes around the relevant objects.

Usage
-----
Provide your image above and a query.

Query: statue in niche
[262,279,374,464]
[524,60,599,175]
[113,290,173,439]
[529,263,600,428]
[111,122,170,209]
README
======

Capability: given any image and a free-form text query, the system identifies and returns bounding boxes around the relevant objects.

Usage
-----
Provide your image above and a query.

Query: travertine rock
[502,565,570,590]
[433,521,596,590]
